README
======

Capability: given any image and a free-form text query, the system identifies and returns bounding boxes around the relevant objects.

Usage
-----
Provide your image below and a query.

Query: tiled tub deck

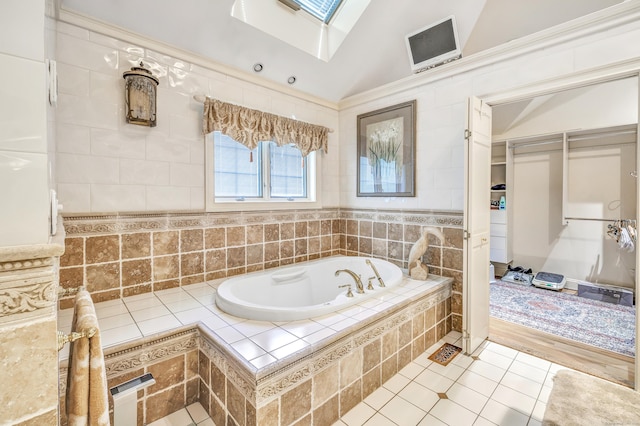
[58,273,452,425]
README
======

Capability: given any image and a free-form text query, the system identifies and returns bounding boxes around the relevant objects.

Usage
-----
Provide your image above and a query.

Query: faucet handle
[338,284,354,297]
[367,277,376,290]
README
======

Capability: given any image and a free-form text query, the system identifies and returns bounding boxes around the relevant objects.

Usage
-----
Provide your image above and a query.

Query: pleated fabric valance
[203,97,329,156]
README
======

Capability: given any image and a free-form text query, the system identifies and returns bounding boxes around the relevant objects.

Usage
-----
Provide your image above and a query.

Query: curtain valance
[203,98,329,156]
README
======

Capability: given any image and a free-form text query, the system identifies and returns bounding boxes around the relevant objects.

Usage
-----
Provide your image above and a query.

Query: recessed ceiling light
[253,63,263,72]
[287,76,297,84]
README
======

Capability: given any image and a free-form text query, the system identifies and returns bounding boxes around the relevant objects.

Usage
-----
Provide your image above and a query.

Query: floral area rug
[490,280,635,357]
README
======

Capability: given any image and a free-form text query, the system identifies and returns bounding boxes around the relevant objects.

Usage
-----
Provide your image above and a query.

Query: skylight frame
[293,0,343,24]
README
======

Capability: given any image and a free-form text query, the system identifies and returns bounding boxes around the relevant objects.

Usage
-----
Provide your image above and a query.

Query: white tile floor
[334,331,565,426]
[147,402,214,426]
[146,331,568,426]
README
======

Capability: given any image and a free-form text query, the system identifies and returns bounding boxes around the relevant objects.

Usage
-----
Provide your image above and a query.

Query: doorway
[483,74,639,388]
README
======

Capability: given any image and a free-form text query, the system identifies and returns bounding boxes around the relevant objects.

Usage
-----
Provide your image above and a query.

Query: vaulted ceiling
[60,0,622,103]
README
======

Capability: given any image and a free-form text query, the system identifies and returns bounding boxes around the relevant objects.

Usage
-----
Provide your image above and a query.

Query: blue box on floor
[577,282,634,306]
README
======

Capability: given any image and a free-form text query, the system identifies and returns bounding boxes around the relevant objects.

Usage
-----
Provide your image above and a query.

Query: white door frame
[472,59,640,389]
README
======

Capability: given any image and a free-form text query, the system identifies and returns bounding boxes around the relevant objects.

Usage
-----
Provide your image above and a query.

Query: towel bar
[57,328,96,352]
[58,286,86,297]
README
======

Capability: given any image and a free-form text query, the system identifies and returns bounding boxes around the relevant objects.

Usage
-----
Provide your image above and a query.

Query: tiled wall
[54,20,339,213]
[0,0,50,246]
[60,329,199,425]
[198,284,451,426]
[59,208,464,330]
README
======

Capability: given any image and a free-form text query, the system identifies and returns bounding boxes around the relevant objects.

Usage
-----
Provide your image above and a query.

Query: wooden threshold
[489,317,635,388]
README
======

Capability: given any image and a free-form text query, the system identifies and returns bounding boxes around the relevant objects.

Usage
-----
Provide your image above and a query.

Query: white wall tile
[190,139,205,165]
[120,159,170,185]
[209,77,243,106]
[169,114,201,140]
[0,0,44,61]
[170,163,204,187]
[57,93,119,130]
[57,63,90,97]
[146,133,192,164]
[57,153,120,184]
[91,128,146,159]
[90,72,121,104]
[146,186,191,210]
[146,50,192,71]
[91,184,146,212]
[0,150,49,245]
[57,123,91,155]
[57,33,119,73]
[168,67,209,96]
[190,187,205,210]
[158,88,192,117]
[57,183,91,212]
[0,55,47,154]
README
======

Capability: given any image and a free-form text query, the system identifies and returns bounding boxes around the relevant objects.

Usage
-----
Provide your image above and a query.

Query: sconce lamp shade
[123,62,159,127]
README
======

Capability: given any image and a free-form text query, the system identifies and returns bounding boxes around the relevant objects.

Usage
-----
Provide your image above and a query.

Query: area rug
[543,370,640,425]
[490,280,635,357]
[428,343,462,366]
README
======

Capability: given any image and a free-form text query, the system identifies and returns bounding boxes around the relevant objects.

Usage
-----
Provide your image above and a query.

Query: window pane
[214,133,261,198]
[294,0,343,23]
[269,142,306,198]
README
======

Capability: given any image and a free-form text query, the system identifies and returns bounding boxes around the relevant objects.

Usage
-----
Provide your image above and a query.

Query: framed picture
[357,100,416,197]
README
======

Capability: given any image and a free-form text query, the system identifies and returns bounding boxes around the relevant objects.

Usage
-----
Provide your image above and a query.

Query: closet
[489,76,639,291]
[491,124,637,289]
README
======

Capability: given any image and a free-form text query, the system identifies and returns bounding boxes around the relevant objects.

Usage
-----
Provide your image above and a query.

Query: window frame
[205,132,321,211]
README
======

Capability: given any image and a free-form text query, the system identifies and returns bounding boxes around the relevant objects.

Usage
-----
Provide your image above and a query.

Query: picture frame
[357,100,416,197]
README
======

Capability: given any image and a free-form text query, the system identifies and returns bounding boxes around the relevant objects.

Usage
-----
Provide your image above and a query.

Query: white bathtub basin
[215,256,403,321]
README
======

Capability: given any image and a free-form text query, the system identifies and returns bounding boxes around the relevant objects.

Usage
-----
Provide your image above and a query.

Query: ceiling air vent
[278,0,301,11]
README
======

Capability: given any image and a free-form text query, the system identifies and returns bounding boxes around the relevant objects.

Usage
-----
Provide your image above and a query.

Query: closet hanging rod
[564,217,622,222]
[567,129,637,142]
[509,139,564,149]
[567,141,637,151]
[192,95,334,133]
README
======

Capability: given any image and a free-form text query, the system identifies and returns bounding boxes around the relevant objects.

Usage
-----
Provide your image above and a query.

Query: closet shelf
[491,161,507,166]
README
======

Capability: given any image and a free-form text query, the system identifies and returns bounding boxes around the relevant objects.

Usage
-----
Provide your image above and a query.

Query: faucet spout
[335,269,364,294]
[366,259,385,287]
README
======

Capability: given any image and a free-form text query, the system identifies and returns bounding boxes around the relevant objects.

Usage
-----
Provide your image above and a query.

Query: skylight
[294,0,343,23]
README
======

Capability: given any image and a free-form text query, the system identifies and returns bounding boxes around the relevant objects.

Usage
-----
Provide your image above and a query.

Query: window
[293,0,343,23]
[209,132,316,206]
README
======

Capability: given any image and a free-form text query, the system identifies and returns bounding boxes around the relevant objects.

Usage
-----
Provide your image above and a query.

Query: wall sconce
[123,62,159,127]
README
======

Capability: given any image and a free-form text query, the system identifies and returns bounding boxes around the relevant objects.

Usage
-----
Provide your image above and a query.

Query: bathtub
[215,256,403,321]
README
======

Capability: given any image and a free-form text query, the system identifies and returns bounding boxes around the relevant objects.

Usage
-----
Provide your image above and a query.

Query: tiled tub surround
[58,208,464,330]
[58,273,452,425]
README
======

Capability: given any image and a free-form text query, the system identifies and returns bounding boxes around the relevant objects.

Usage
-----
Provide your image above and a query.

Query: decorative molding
[59,329,199,395]
[0,257,53,271]
[62,208,463,235]
[0,255,57,318]
[104,329,198,377]
[0,280,56,317]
